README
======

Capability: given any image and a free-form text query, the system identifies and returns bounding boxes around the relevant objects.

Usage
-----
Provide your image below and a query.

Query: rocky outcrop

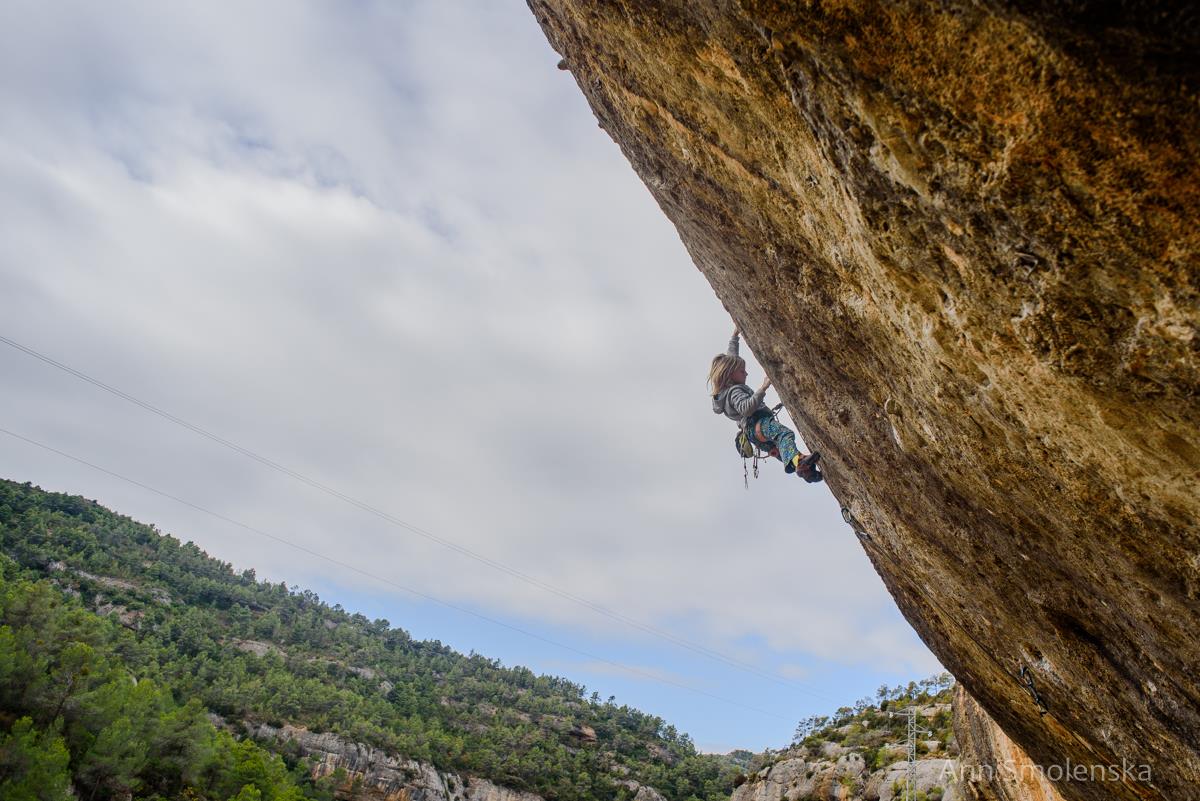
[528,4,1198,801]
[243,721,667,801]
[94,598,144,630]
[728,685,1082,801]
[953,685,1065,801]
[866,760,959,801]
[229,638,284,658]
[50,562,174,605]
[247,722,547,801]
[730,747,958,801]
[569,723,599,743]
[619,780,668,801]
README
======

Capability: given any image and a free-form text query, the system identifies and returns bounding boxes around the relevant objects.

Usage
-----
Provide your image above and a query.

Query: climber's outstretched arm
[728,325,740,357]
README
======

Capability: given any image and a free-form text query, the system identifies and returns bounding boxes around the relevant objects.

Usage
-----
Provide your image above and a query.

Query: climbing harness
[838,500,1051,719]
[737,404,784,489]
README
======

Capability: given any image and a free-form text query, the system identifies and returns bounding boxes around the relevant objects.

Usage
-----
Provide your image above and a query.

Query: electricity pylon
[906,706,917,801]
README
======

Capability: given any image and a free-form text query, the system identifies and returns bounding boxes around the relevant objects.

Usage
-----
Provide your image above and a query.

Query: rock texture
[247,722,547,801]
[728,684,1067,801]
[528,4,1199,801]
[234,688,1026,801]
[733,750,958,801]
[954,686,1065,801]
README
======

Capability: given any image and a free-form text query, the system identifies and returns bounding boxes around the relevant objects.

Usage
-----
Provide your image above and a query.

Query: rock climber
[709,325,822,483]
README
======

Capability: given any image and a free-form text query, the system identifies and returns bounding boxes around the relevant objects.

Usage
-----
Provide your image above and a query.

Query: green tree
[0,717,74,801]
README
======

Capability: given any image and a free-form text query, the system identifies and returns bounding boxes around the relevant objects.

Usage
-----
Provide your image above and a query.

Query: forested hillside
[0,479,739,801]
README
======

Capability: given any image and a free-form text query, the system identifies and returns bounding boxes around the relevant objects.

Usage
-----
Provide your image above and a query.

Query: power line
[0,425,794,722]
[0,332,838,702]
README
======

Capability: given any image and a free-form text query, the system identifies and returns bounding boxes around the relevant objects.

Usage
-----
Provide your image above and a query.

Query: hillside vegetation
[790,676,956,769]
[732,677,956,779]
[0,479,738,801]
[728,679,958,801]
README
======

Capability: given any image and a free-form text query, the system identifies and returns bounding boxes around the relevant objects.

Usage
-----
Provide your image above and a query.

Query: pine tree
[0,717,74,801]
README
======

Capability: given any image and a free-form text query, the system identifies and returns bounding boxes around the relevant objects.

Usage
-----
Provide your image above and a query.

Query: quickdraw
[1018,664,1049,716]
[841,506,871,542]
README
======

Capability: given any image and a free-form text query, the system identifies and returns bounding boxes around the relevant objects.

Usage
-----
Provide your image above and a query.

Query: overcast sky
[0,1,940,752]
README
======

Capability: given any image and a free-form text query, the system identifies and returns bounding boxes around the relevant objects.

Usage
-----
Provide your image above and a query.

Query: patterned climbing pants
[749,413,801,468]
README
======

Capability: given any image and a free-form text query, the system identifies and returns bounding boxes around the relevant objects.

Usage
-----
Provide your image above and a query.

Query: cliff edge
[955,685,1065,801]
[527,3,1199,801]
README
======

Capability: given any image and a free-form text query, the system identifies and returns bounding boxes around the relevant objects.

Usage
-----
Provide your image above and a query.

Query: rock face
[229,638,284,658]
[247,722,547,801]
[621,781,668,801]
[954,685,1065,801]
[733,751,958,801]
[528,4,1199,801]
[866,760,960,801]
[728,684,1067,801]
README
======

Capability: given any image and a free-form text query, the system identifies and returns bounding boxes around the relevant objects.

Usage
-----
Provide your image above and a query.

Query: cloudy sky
[0,1,939,751]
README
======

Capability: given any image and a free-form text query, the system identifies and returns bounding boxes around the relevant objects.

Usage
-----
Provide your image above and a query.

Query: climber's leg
[755,416,800,468]
[756,416,823,481]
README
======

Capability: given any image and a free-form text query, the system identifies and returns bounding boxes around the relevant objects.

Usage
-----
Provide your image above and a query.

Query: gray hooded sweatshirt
[711,333,766,430]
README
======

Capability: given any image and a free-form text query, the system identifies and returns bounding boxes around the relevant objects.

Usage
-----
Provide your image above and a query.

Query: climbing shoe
[794,452,823,483]
[790,452,820,470]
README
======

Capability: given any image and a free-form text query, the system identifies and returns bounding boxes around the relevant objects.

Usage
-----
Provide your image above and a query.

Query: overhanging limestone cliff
[954,684,1066,801]
[527,3,1199,801]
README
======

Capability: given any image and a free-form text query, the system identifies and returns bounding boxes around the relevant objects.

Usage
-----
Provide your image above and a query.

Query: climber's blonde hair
[708,353,745,395]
